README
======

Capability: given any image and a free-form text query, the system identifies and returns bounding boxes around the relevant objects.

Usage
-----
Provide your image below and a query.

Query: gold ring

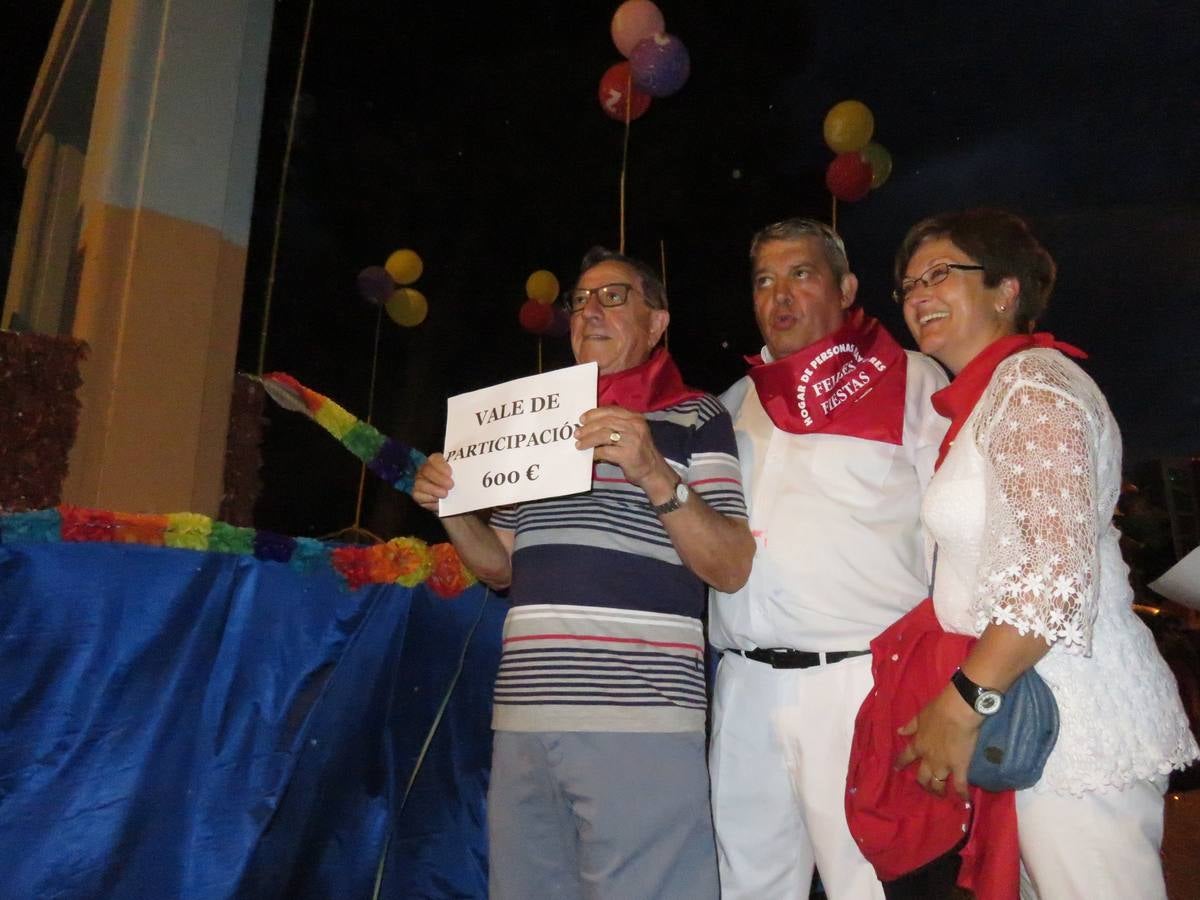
[609,431,622,443]
[931,774,947,783]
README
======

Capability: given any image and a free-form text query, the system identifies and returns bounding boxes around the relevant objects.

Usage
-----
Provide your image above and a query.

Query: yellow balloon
[385,287,428,327]
[823,100,875,154]
[385,248,423,285]
[525,269,560,305]
[860,142,893,189]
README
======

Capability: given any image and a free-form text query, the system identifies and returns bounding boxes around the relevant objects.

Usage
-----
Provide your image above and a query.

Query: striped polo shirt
[489,393,747,733]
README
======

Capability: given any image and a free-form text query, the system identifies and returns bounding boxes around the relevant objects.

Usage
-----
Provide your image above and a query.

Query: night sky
[3,1,1198,543]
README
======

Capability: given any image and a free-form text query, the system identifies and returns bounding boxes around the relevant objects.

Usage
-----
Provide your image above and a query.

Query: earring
[997,304,1007,313]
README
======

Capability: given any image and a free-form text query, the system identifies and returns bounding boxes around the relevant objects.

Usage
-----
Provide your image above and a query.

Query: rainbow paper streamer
[260,372,427,494]
[0,506,476,597]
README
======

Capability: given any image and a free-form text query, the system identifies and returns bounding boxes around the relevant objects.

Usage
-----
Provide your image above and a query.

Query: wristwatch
[649,479,690,516]
[951,668,1004,716]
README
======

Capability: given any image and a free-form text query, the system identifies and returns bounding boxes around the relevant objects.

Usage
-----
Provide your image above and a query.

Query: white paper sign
[1149,545,1200,610]
[438,362,598,516]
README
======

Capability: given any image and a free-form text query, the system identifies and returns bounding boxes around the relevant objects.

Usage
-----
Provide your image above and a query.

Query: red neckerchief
[745,308,908,444]
[596,347,704,413]
[932,332,1088,469]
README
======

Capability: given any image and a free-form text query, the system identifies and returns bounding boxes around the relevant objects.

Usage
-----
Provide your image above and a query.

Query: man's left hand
[575,405,674,496]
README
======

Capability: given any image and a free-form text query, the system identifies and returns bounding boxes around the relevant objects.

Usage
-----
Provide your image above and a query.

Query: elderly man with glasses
[707,219,950,899]
[413,246,754,900]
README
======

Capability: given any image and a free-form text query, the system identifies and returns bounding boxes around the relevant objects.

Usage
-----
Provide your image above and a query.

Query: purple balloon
[629,33,690,98]
[356,265,394,305]
[544,306,571,338]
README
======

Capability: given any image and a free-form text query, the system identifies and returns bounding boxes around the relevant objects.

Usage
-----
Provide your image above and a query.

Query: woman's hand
[896,624,1053,799]
[894,683,984,800]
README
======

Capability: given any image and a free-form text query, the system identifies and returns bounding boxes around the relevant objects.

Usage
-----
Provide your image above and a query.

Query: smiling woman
[868,208,1200,899]
[896,209,1057,373]
[899,237,1013,374]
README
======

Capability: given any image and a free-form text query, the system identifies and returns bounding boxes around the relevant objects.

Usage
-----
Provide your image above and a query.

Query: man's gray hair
[749,218,850,283]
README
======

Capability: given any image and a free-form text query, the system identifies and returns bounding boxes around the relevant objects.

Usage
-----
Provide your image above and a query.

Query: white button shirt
[709,349,948,651]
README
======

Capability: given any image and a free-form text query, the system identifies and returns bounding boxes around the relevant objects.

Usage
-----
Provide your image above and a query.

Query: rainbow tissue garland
[260,372,427,494]
[0,375,479,595]
[0,506,477,597]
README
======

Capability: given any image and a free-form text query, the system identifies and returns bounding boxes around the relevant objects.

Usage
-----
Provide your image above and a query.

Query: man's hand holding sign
[575,404,676,506]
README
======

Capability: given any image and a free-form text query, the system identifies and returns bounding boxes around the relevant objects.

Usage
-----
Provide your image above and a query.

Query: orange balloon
[611,0,665,58]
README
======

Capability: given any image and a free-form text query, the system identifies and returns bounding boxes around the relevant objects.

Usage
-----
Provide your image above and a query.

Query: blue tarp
[0,541,504,899]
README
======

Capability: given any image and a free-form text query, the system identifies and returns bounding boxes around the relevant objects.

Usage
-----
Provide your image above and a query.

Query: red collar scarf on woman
[745,308,908,444]
[596,347,704,413]
[931,332,1088,469]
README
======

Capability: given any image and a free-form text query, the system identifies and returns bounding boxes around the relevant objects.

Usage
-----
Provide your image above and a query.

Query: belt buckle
[772,648,818,669]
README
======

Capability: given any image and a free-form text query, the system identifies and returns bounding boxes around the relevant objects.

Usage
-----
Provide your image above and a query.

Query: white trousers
[1017,775,1168,900]
[709,651,885,900]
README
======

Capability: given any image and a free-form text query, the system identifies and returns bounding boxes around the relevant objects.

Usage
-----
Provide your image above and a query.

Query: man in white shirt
[708,218,949,899]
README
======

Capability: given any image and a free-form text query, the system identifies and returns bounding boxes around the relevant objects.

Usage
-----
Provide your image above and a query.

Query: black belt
[731,648,871,669]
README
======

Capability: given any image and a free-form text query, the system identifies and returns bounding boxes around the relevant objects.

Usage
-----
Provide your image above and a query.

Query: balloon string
[537,336,543,374]
[365,298,384,426]
[372,587,495,899]
[831,195,838,233]
[618,71,633,254]
[350,298,386,532]
[256,0,317,375]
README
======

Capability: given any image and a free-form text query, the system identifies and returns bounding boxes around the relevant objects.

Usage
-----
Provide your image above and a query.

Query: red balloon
[518,298,555,334]
[598,61,652,122]
[825,152,873,202]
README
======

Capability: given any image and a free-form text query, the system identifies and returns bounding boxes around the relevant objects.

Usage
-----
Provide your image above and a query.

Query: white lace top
[924,348,1199,795]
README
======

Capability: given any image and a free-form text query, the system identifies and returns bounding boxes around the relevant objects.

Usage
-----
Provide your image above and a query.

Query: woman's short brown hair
[895,209,1057,332]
